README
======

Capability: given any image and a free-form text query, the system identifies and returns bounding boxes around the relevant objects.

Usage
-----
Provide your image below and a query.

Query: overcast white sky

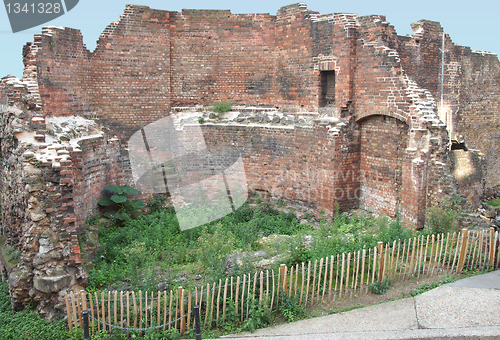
[1,0,498,78]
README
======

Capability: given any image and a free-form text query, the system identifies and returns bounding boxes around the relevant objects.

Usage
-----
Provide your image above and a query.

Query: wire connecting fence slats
[66,228,499,337]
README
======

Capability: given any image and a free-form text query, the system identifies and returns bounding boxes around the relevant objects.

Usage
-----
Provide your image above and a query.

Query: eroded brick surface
[0,2,498,316]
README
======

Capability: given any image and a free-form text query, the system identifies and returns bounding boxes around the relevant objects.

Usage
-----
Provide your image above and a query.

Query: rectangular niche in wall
[320,70,336,107]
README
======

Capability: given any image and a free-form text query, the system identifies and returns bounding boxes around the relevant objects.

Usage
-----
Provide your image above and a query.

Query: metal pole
[82,310,90,340]
[194,305,202,340]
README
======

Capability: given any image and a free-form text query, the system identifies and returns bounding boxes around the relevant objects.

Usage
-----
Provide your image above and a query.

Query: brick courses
[1,2,499,316]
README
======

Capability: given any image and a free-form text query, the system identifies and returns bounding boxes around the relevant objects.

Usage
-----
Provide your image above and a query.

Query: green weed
[486,199,500,207]
[409,275,454,297]
[425,196,464,234]
[212,101,233,114]
[97,185,145,225]
[0,281,72,340]
[369,278,391,295]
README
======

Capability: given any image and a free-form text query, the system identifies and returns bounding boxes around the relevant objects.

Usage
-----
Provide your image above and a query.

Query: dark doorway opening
[320,71,335,107]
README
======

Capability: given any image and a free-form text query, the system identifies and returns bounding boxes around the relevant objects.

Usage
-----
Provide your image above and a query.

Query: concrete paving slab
[220,271,500,340]
[219,327,500,340]
[223,298,417,337]
[444,270,500,289]
[415,286,500,329]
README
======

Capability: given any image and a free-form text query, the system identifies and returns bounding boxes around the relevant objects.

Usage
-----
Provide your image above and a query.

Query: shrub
[278,291,305,323]
[369,278,390,295]
[146,194,168,213]
[196,224,239,280]
[425,196,464,234]
[243,301,272,332]
[97,185,145,225]
[212,101,233,114]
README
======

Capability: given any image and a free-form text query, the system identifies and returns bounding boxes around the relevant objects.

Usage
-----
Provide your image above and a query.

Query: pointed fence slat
[240,275,246,321]
[216,280,222,325]
[270,270,276,311]
[89,292,95,334]
[300,262,305,305]
[260,271,264,303]
[328,255,334,302]
[295,265,299,297]
[316,258,323,303]
[490,228,496,266]
[305,261,311,304]
[235,276,240,316]
[322,257,328,301]
[222,278,228,320]
[345,252,351,296]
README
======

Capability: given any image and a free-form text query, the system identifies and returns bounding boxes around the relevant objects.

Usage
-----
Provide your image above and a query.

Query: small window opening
[320,70,335,107]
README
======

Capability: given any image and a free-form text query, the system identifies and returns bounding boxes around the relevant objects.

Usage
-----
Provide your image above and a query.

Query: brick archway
[359,114,409,217]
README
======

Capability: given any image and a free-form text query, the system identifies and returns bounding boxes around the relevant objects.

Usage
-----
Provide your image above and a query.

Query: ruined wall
[397,21,500,193]
[90,6,172,138]
[0,76,131,317]
[312,12,358,116]
[170,9,277,107]
[29,27,92,118]
[2,2,498,314]
[19,2,498,222]
[457,51,500,192]
[274,4,318,110]
[72,136,130,231]
[0,78,85,316]
[33,4,326,139]
[359,115,408,216]
[200,119,360,215]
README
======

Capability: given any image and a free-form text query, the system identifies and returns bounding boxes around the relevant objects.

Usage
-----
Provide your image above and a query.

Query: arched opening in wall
[359,115,408,217]
[320,71,335,107]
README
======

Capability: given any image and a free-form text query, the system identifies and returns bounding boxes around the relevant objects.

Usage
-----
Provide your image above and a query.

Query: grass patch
[212,101,233,114]
[409,275,454,297]
[486,199,500,207]
[86,201,310,291]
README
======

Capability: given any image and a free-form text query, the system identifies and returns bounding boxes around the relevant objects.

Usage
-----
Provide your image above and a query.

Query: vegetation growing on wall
[211,101,233,114]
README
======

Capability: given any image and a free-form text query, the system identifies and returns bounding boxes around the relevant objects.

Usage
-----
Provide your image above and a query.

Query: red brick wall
[355,17,409,123]
[359,115,408,217]
[397,21,443,100]
[199,122,360,215]
[274,4,317,110]
[170,10,277,107]
[457,51,500,190]
[23,3,499,228]
[89,6,172,138]
[34,27,91,117]
[72,136,130,230]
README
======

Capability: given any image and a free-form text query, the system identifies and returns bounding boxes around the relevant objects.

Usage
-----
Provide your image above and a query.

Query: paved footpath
[218,270,500,340]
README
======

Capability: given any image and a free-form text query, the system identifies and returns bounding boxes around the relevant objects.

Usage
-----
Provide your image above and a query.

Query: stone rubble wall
[0,2,496,316]
[0,76,129,317]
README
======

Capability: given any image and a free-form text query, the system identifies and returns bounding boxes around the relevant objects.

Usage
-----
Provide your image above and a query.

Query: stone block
[34,275,72,293]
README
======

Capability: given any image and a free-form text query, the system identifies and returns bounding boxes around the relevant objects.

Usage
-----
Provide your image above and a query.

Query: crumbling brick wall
[397,21,500,193]
[457,51,500,192]
[24,2,496,222]
[1,2,497,315]
[199,119,360,215]
[0,76,130,317]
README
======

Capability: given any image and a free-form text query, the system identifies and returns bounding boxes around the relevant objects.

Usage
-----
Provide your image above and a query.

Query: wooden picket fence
[66,228,499,336]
